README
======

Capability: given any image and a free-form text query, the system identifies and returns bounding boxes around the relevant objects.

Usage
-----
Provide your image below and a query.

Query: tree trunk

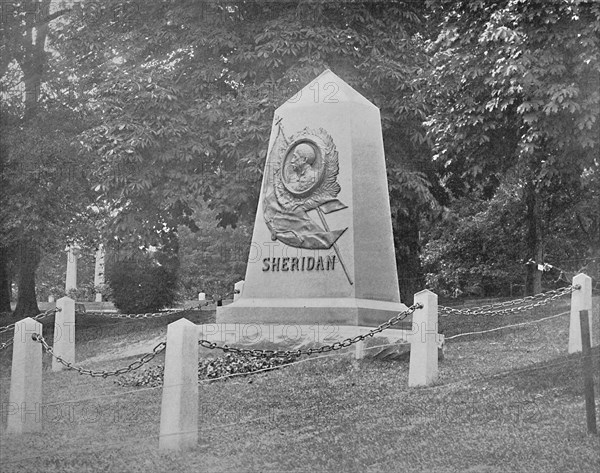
[395,209,424,306]
[525,181,543,296]
[13,240,40,318]
[9,0,52,317]
[0,246,12,312]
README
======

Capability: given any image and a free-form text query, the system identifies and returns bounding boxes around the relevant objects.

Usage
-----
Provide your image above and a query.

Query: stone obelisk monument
[217,70,406,326]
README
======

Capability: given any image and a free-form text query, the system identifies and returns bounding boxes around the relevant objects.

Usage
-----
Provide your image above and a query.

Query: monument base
[216,297,410,327]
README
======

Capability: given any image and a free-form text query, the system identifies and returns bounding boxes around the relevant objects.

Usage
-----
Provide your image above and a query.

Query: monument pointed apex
[278,69,377,111]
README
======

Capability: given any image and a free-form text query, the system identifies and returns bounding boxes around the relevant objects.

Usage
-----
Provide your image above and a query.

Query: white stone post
[7,318,43,434]
[354,339,365,360]
[94,244,105,302]
[53,296,76,371]
[65,244,80,293]
[569,273,594,353]
[159,318,199,451]
[409,290,439,387]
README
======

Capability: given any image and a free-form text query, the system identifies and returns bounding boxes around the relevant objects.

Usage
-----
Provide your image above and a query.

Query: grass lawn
[0,297,599,473]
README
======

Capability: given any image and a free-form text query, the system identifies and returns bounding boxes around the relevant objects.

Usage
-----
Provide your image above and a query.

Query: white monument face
[217,70,406,326]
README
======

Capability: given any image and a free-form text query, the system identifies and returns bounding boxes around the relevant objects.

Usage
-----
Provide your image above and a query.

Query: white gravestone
[218,70,406,326]
[234,280,244,301]
[94,244,105,302]
[65,244,81,293]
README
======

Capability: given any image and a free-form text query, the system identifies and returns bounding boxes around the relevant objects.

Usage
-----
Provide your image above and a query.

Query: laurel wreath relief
[262,118,353,284]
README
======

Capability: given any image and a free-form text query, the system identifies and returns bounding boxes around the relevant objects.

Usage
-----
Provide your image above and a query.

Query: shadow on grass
[483,346,600,397]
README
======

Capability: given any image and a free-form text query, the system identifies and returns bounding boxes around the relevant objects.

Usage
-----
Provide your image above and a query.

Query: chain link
[0,307,60,335]
[438,285,578,317]
[198,303,423,359]
[0,308,60,352]
[32,333,166,377]
[76,303,208,319]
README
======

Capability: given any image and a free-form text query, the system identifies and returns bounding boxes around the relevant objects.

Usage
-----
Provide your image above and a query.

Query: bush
[106,256,178,314]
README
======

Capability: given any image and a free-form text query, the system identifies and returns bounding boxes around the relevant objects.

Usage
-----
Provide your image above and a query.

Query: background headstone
[65,243,80,293]
[233,280,244,301]
[94,244,105,302]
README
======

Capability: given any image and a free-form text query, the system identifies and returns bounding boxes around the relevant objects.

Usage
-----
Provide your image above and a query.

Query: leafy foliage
[423,188,526,297]
[35,246,96,301]
[420,0,600,293]
[177,207,251,299]
[106,252,178,314]
[0,0,97,315]
[53,0,438,255]
[423,0,599,187]
[115,353,299,387]
[422,169,600,297]
[0,111,94,247]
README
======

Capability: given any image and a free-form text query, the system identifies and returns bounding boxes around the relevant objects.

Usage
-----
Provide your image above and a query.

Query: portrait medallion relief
[281,140,325,197]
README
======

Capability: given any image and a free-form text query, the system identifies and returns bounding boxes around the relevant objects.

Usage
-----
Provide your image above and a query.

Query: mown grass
[0,297,599,473]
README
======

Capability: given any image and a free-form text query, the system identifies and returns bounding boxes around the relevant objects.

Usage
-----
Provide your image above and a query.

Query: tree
[53,0,442,301]
[0,109,95,316]
[177,206,251,300]
[422,0,600,294]
[0,0,94,316]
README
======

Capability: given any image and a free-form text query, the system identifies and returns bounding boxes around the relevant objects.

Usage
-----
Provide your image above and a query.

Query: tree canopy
[1,0,598,313]
[421,0,600,293]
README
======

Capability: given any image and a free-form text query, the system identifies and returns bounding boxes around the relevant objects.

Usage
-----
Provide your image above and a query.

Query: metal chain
[32,333,166,378]
[0,307,60,335]
[198,302,423,359]
[438,285,579,317]
[0,308,61,352]
[75,303,208,319]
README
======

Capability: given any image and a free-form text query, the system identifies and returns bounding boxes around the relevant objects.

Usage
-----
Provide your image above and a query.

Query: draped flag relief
[263,119,348,251]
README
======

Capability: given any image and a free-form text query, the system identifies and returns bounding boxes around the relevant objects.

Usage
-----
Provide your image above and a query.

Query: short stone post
[7,318,43,433]
[159,318,199,451]
[569,273,593,354]
[53,296,76,371]
[409,290,438,387]
[354,338,365,360]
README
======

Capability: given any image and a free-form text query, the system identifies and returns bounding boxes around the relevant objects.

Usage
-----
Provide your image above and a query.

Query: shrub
[106,256,178,314]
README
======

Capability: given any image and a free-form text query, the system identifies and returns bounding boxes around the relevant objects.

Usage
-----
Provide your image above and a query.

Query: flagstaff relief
[217,69,407,326]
